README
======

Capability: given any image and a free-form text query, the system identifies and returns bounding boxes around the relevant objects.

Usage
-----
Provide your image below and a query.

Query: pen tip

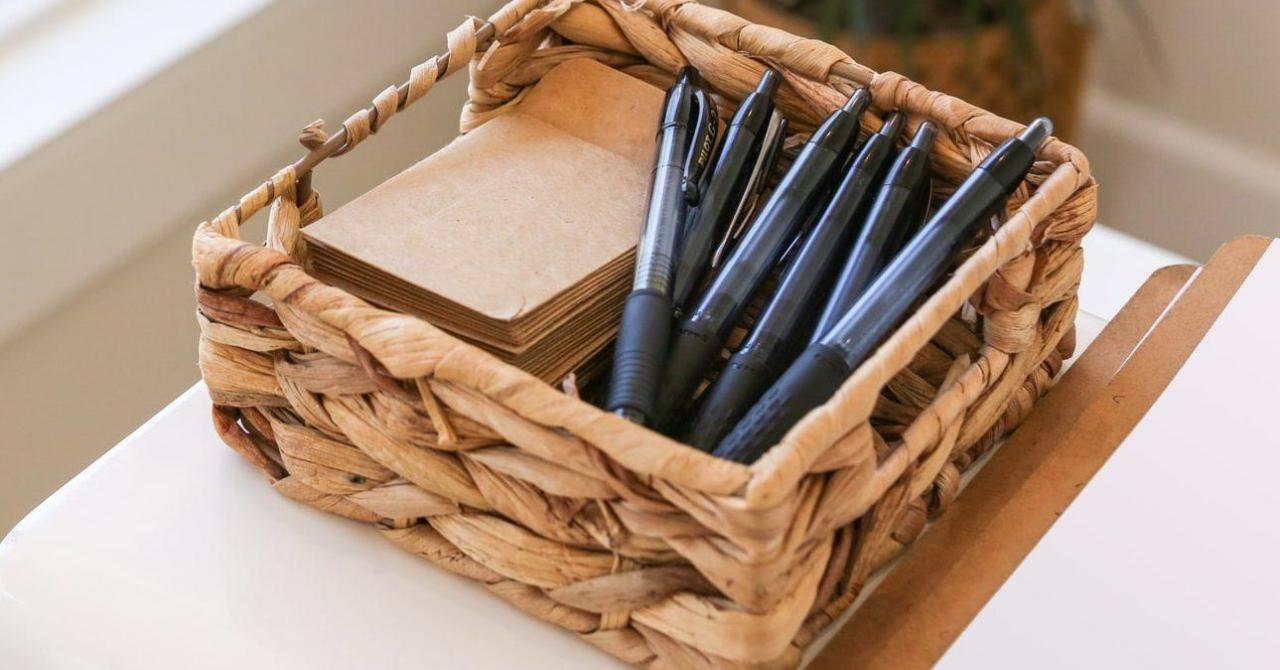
[676,66,701,87]
[911,120,938,148]
[756,68,781,97]
[878,111,906,139]
[841,88,871,114]
[1019,117,1053,151]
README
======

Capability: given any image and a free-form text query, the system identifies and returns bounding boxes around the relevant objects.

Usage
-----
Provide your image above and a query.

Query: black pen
[710,114,788,271]
[606,67,718,425]
[672,69,783,312]
[812,119,937,342]
[679,113,908,450]
[714,117,1053,463]
[651,90,871,429]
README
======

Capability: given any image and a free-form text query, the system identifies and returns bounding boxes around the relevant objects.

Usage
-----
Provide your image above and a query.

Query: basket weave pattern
[192,0,1095,666]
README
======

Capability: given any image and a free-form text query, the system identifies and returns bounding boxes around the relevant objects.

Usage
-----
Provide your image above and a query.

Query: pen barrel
[706,142,836,301]
[814,182,916,340]
[820,168,1008,368]
[606,290,675,424]
[656,94,867,431]
[681,342,778,451]
[712,344,851,463]
[686,198,852,442]
[656,138,847,426]
[713,114,788,268]
[651,317,722,429]
[634,136,691,294]
[981,138,1037,188]
[686,95,866,330]
[673,124,762,308]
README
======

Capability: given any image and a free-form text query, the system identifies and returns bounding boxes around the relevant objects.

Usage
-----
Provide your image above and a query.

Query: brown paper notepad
[303,59,664,381]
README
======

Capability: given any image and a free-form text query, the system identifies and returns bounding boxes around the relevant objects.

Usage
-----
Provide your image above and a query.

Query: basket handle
[207,3,536,238]
[291,19,497,182]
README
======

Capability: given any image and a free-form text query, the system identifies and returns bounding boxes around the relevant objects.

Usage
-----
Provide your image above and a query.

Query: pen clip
[730,111,785,230]
[712,112,788,268]
[682,86,719,205]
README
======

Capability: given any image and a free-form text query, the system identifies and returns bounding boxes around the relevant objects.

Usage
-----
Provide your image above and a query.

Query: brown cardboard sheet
[307,251,629,350]
[812,235,1273,669]
[301,58,662,381]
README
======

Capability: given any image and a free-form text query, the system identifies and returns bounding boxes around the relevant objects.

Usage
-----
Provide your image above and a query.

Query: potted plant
[724,0,1092,140]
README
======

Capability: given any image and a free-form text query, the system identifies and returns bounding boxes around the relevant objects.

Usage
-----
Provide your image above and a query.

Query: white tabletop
[942,240,1280,669]
[0,225,1188,668]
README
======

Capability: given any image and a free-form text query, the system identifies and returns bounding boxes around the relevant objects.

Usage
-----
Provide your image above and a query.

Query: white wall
[1078,0,1280,260]
[0,0,497,345]
[0,0,503,532]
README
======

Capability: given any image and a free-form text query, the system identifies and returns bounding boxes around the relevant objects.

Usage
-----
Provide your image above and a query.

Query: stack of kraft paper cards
[303,60,663,382]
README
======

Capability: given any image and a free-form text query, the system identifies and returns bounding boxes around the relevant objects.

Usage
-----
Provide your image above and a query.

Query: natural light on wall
[0,0,270,170]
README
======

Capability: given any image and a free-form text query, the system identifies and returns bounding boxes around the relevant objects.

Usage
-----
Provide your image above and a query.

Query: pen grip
[712,344,851,463]
[606,290,673,424]
[652,319,722,430]
[680,344,776,451]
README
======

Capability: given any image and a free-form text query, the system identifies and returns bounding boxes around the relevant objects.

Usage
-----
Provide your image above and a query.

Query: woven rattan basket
[193,0,1095,666]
